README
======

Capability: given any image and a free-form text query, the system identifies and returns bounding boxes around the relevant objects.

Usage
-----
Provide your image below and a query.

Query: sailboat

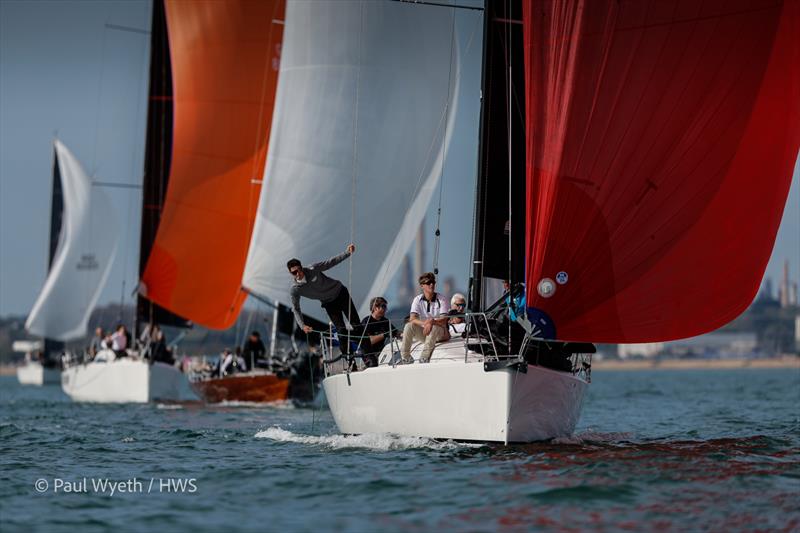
[21,140,118,387]
[237,0,462,408]
[60,0,195,403]
[134,0,300,404]
[319,0,799,442]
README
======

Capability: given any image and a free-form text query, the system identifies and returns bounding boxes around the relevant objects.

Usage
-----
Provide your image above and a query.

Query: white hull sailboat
[17,362,61,386]
[323,338,589,443]
[61,351,193,403]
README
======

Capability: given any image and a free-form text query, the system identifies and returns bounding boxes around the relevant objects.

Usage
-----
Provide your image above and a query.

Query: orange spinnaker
[142,0,285,329]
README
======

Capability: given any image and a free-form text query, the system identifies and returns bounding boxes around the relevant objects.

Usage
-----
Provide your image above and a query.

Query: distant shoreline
[593,356,800,370]
[2,357,798,377]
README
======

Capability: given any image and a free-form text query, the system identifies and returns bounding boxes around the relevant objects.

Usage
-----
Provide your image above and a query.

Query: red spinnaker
[524,0,799,342]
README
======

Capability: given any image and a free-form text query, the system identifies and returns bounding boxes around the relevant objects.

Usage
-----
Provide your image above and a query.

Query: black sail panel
[44,147,65,359]
[136,0,189,331]
[471,0,526,307]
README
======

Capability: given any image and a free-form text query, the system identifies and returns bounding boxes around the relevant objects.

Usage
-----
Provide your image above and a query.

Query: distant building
[795,315,800,352]
[618,342,663,359]
[618,332,759,359]
[759,277,774,301]
[778,260,798,308]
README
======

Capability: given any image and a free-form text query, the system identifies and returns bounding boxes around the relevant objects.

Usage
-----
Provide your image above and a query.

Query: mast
[469,0,525,311]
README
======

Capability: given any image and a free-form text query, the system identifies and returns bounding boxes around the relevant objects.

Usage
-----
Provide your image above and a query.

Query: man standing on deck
[288,243,360,354]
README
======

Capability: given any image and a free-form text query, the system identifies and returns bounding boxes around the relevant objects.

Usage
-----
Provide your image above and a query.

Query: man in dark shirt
[288,243,360,354]
[242,331,267,368]
[356,296,396,368]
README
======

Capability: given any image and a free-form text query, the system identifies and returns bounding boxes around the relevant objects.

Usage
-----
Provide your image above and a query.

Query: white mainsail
[242,0,460,321]
[25,140,118,341]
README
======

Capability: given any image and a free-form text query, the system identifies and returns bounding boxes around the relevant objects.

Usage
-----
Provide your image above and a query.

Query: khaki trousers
[401,322,447,362]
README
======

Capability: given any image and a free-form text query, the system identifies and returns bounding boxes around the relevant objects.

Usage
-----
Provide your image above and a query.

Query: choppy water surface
[1,369,798,532]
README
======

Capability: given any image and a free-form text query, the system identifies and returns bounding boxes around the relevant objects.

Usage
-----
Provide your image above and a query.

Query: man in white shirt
[400,272,450,364]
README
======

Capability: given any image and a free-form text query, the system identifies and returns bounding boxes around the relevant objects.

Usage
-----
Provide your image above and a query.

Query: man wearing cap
[400,272,450,364]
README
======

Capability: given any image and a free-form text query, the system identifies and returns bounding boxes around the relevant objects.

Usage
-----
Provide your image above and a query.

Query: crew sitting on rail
[400,272,450,364]
[356,296,399,369]
[447,293,467,336]
[219,348,247,376]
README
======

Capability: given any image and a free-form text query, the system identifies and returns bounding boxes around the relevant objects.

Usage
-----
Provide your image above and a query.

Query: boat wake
[254,426,482,451]
[216,400,295,409]
[156,403,184,410]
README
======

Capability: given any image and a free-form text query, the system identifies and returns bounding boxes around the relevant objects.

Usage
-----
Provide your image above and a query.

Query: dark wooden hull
[191,373,290,403]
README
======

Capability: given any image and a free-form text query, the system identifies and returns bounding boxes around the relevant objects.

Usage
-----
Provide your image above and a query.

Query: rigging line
[91,181,142,189]
[506,0,512,349]
[432,6,457,275]
[347,1,364,332]
[243,9,283,276]
[105,23,149,35]
[91,17,109,175]
[391,0,484,12]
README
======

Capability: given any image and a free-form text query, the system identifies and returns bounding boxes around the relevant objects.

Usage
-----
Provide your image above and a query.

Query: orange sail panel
[523,0,799,342]
[141,0,285,329]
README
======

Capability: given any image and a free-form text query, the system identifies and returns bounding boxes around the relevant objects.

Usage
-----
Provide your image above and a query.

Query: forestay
[26,141,118,341]
[243,0,460,321]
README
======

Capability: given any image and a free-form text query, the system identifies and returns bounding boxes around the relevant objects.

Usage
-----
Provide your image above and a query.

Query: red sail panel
[141,0,285,329]
[523,0,799,342]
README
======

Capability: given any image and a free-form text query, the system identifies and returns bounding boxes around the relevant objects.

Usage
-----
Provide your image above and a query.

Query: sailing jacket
[290,252,351,328]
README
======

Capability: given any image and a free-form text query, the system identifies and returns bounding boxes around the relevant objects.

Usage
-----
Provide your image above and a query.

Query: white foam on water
[156,403,183,410]
[254,426,481,451]
[217,400,295,409]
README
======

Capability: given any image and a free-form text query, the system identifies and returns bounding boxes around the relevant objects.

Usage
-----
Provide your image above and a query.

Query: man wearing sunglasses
[287,243,360,354]
[448,293,467,336]
[400,272,450,364]
[356,296,398,369]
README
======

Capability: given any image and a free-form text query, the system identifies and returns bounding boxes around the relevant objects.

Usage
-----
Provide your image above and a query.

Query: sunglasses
[421,281,435,286]
[289,268,302,276]
[374,304,387,310]
[454,303,466,308]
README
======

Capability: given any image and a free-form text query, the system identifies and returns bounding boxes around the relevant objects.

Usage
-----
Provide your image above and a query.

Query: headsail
[26,141,118,341]
[242,0,460,321]
[522,0,800,342]
[140,0,285,329]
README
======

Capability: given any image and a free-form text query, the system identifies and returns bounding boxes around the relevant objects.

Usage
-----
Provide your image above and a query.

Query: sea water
[1,369,798,531]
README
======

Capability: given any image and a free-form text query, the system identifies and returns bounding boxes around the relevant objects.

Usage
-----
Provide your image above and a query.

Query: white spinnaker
[243,0,460,322]
[25,140,118,341]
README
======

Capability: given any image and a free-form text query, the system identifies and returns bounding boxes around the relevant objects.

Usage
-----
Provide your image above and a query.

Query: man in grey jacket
[288,243,360,354]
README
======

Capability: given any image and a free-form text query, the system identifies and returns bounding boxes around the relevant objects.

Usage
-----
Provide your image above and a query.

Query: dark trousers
[321,286,360,354]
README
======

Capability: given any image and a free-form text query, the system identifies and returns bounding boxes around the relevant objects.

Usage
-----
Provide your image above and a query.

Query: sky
[0,0,797,320]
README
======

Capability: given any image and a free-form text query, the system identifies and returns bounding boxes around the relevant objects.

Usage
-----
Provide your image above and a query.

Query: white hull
[61,358,196,403]
[323,338,588,443]
[17,362,60,386]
